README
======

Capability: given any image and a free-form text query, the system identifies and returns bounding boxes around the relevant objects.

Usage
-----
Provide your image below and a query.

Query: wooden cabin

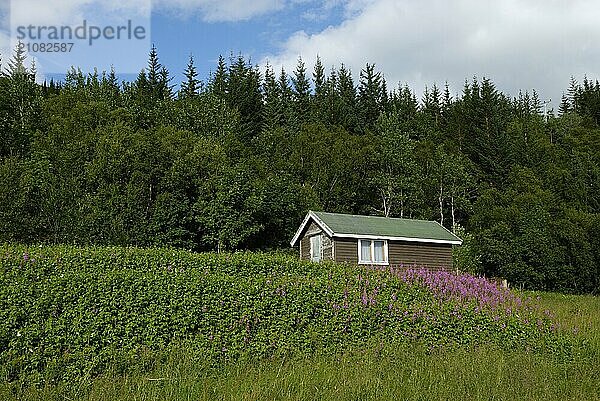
[290,211,462,270]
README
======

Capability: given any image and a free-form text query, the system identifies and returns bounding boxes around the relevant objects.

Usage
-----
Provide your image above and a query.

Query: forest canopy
[1,45,599,294]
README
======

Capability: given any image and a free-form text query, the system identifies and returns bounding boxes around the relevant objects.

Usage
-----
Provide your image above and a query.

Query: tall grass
[1,293,598,401]
[2,342,597,401]
[531,292,600,340]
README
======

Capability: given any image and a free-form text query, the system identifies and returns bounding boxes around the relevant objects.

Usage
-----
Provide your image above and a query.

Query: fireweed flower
[354,265,555,336]
[389,268,524,310]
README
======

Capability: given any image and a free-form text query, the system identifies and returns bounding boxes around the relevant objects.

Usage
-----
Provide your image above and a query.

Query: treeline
[1,45,599,293]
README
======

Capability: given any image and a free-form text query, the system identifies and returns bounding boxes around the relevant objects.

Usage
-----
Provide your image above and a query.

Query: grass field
[532,292,600,340]
[2,292,598,401]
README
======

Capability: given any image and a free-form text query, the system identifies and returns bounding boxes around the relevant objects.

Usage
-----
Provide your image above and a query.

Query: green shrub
[0,244,568,385]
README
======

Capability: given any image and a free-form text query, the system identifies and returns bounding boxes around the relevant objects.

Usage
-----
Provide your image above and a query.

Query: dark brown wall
[332,238,453,269]
[300,236,310,260]
[333,238,358,263]
[388,241,453,269]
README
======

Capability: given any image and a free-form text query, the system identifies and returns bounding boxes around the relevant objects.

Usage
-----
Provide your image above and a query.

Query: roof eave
[289,211,334,247]
[433,221,463,244]
[332,232,462,245]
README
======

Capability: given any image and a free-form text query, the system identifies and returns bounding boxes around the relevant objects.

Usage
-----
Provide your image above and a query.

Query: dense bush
[0,244,567,385]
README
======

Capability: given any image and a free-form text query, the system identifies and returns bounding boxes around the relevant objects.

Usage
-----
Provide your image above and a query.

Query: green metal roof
[311,211,461,243]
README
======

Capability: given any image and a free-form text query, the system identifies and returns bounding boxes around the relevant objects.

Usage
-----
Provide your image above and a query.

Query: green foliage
[1,291,598,400]
[0,44,41,158]
[291,57,311,127]
[472,167,600,293]
[0,244,565,386]
[452,225,482,275]
[225,55,263,139]
[1,47,600,293]
[370,112,421,217]
[179,55,200,99]
[358,63,387,132]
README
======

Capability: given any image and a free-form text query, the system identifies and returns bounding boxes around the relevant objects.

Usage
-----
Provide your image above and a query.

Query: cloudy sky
[1,0,598,106]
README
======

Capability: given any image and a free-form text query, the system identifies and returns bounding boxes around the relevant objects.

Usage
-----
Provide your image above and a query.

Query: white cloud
[8,0,286,27]
[153,0,285,22]
[10,0,150,27]
[265,0,600,104]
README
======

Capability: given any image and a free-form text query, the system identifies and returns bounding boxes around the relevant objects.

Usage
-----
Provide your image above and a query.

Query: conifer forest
[1,45,600,294]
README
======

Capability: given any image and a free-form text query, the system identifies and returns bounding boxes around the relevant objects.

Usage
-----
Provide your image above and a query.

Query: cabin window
[310,235,322,262]
[358,239,388,265]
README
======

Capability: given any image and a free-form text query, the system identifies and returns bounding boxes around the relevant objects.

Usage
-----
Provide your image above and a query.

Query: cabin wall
[333,238,453,269]
[388,241,453,269]
[322,235,334,261]
[298,222,333,261]
[333,238,358,263]
[300,236,310,260]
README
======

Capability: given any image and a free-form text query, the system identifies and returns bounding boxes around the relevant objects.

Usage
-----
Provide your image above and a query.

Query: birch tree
[372,112,419,218]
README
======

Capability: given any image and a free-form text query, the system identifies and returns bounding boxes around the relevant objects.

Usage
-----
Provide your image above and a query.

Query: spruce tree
[558,93,570,115]
[567,77,580,113]
[262,62,280,131]
[209,55,228,100]
[380,75,389,114]
[159,66,173,100]
[291,57,311,127]
[422,83,441,127]
[147,45,161,102]
[441,82,453,125]
[321,68,338,126]
[311,55,326,123]
[391,84,418,127]
[277,67,292,127]
[99,66,121,107]
[1,43,40,157]
[137,45,172,103]
[313,56,325,97]
[226,54,263,139]
[337,64,357,132]
[358,63,384,132]
[5,42,28,77]
[180,54,200,98]
[531,89,542,115]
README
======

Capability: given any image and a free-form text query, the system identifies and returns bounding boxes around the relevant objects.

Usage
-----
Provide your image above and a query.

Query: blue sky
[150,2,347,84]
[1,0,599,105]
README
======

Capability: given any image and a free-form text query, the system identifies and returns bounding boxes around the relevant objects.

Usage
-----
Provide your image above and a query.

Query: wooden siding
[304,222,322,237]
[333,238,358,263]
[300,236,310,260]
[388,241,453,269]
[332,238,453,269]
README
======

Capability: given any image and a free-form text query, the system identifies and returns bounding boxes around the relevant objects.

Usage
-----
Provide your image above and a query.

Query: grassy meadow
[0,245,598,400]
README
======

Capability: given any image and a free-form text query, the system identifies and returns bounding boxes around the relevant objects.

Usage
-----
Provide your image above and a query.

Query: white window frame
[358,239,389,265]
[310,235,322,262]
